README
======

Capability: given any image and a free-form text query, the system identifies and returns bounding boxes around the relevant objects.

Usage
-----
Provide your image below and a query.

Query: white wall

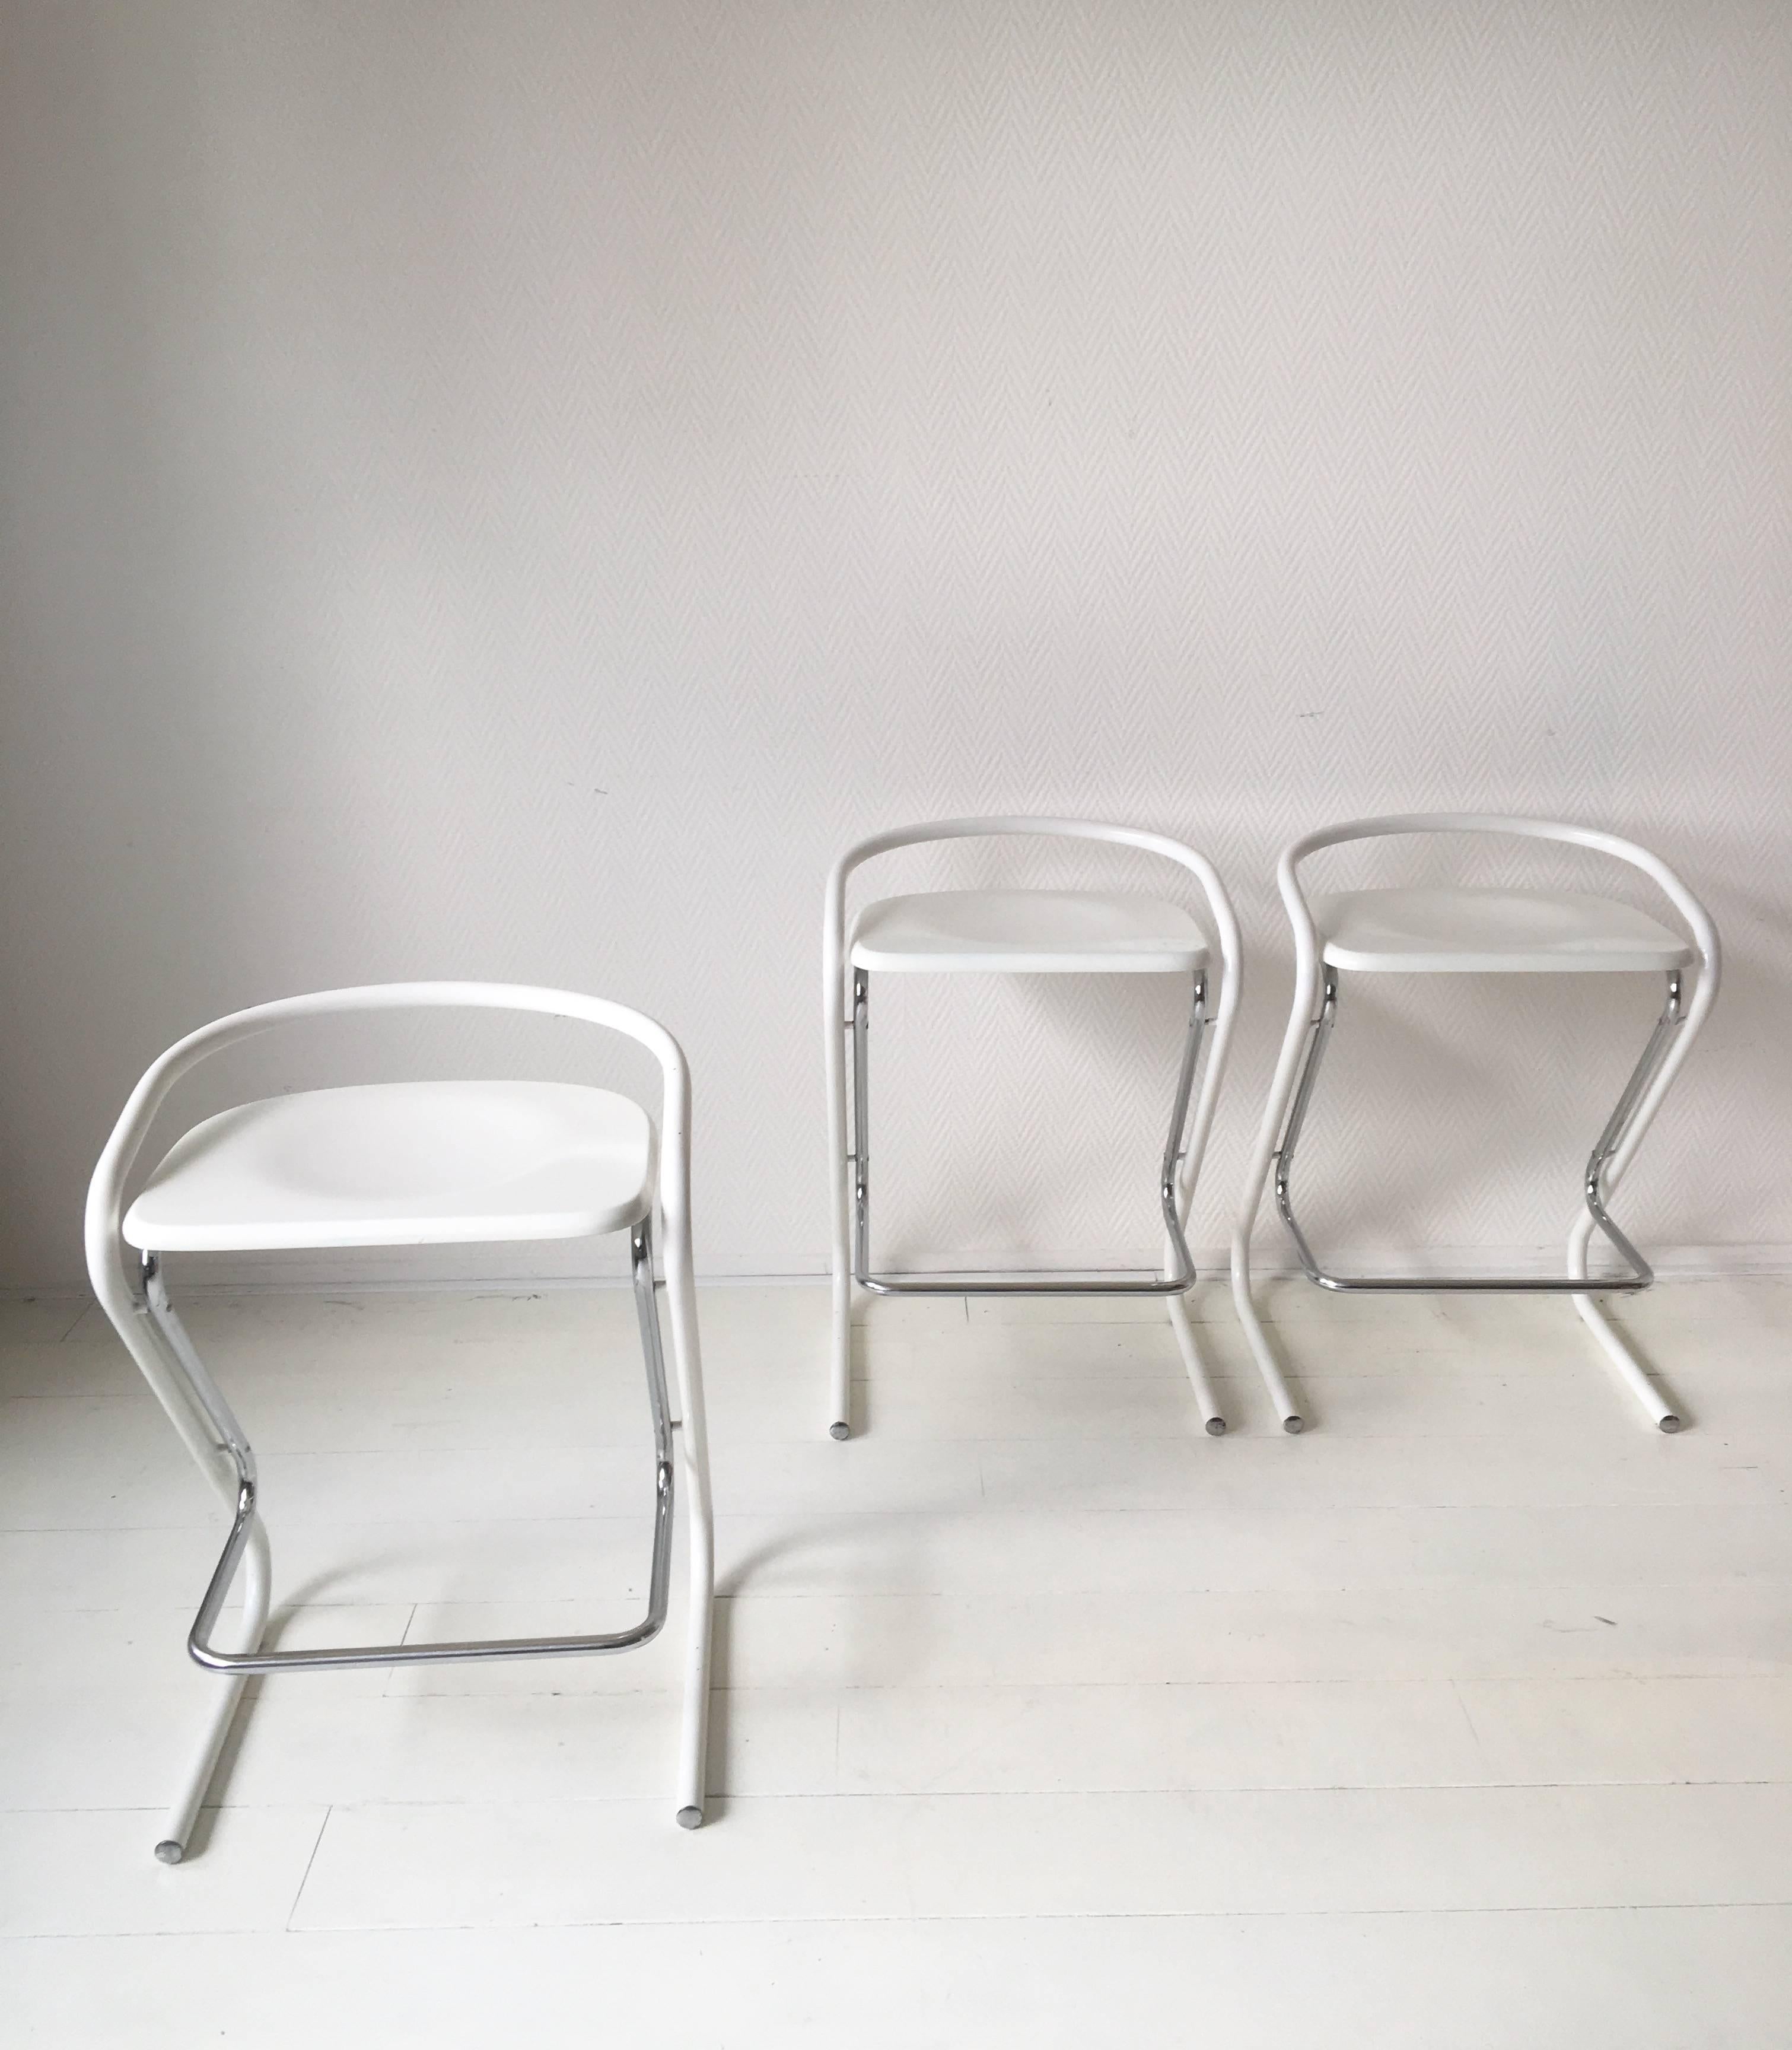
[2,1,1787,1289]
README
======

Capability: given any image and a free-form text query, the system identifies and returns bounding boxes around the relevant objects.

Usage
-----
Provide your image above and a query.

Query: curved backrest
[1272,815,1720,1195]
[85,982,699,1480]
[823,818,1243,1220]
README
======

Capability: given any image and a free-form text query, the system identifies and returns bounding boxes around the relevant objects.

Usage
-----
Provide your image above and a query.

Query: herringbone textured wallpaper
[2,1,1787,1285]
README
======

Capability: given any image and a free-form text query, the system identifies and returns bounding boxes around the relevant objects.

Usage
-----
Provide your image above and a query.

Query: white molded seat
[1312,888,1693,975]
[122,1079,655,1252]
[849,889,1209,974]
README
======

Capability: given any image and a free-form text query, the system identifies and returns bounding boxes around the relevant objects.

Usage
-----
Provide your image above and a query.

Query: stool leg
[1231,970,1320,1434]
[829,968,869,1440]
[1270,968,1341,1289]
[155,1517,270,1864]
[1570,971,1687,1431]
[1167,1291,1226,1436]
[825,960,859,1441]
[1574,1289,1680,1431]
[651,1208,715,1827]
[1163,971,1226,1434]
[829,1260,852,1441]
[141,1258,274,1860]
[851,970,870,1283]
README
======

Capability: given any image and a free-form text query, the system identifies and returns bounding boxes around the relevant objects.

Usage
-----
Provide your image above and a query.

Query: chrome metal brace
[1274,968,1684,1293]
[848,968,1208,1298]
[141,1223,676,1679]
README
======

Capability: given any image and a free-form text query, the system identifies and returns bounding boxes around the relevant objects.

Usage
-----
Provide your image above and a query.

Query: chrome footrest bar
[187,1471,672,1673]
[1273,968,1683,1295]
[848,968,1207,1298]
[856,1269,1197,1298]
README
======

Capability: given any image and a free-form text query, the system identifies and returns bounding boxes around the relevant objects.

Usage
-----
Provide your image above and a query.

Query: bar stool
[84,981,715,1860]
[1231,816,1720,1433]
[824,818,1242,1437]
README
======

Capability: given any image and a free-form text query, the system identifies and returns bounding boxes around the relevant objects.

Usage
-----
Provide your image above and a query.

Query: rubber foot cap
[829,1422,849,1441]
[1659,1415,1683,1434]
[1204,1417,1227,1437]
[154,1841,184,1865]
[1283,1415,1305,1435]
[676,1806,703,1830]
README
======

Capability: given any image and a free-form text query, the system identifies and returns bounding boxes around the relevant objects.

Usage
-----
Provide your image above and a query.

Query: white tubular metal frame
[824,818,1243,1440]
[84,982,715,1856]
[1230,816,1721,1434]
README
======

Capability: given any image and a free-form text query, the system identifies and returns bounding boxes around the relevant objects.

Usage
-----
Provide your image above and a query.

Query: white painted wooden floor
[4,1275,1791,2045]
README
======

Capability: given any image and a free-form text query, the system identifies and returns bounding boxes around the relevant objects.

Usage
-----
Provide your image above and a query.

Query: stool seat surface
[122,1080,655,1252]
[849,889,1209,974]
[1313,888,1692,974]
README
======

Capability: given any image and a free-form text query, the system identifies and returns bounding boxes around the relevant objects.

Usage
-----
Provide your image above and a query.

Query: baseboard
[8,1241,1790,1302]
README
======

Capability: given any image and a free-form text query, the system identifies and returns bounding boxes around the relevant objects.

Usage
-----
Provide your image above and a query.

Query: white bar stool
[824,818,1242,1437]
[84,981,715,1860]
[1231,816,1720,1434]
